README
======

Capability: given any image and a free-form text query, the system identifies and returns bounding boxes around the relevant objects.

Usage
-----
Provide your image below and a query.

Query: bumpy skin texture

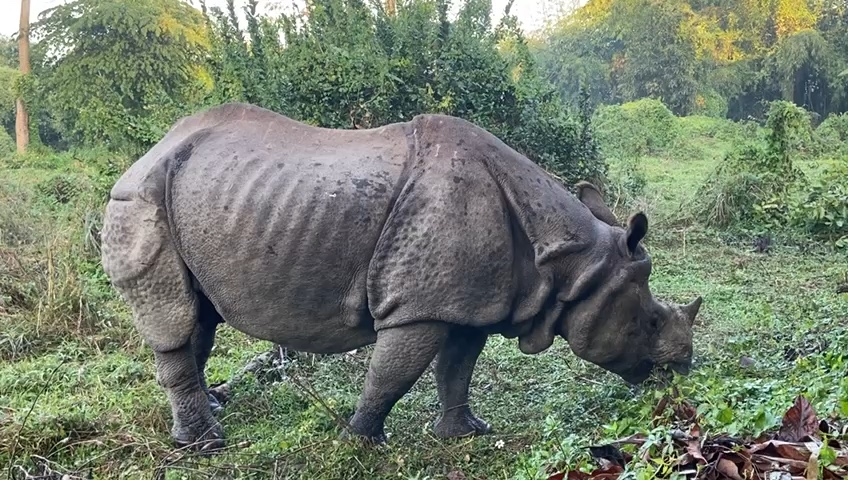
[100,103,701,448]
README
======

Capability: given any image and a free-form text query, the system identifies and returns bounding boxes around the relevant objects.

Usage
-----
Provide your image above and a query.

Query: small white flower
[495,439,505,449]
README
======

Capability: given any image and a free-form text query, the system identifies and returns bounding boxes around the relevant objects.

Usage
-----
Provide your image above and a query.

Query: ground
[0,121,846,479]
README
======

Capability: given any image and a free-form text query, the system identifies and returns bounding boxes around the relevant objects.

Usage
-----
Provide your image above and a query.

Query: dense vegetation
[0,0,846,478]
[534,0,848,120]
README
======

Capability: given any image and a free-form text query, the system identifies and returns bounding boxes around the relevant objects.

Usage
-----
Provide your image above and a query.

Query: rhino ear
[575,181,619,227]
[626,212,648,254]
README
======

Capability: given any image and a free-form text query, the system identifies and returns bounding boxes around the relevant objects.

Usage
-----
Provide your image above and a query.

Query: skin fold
[100,102,702,449]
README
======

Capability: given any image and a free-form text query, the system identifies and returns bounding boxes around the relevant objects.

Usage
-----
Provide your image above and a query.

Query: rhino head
[552,182,702,384]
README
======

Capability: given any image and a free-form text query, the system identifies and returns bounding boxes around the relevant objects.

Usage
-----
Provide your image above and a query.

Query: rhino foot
[339,427,388,447]
[433,406,492,438]
[173,418,226,453]
[342,412,390,446]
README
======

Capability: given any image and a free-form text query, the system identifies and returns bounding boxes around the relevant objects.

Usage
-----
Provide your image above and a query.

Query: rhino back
[151,104,414,350]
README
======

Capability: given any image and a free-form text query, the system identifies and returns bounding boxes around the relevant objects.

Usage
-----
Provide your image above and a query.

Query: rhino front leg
[348,322,449,444]
[433,326,491,438]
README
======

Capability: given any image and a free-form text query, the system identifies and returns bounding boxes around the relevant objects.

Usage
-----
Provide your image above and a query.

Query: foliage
[815,112,848,157]
[201,0,605,184]
[535,0,848,120]
[549,394,848,479]
[692,88,729,118]
[31,0,211,155]
[692,101,807,228]
[771,29,846,119]
[0,129,13,159]
[792,159,848,246]
[592,98,679,159]
[0,66,18,136]
[688,100,848,246]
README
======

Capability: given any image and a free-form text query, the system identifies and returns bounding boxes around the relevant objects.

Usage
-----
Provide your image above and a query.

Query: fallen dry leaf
[749,440,815,462]
[716,457,745,480]
[588,465,623,479]
[751,454,809,475]
[778,395,820,442]
[806,442,820,480]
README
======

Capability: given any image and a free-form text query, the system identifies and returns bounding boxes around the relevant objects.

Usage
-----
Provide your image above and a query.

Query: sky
[0,0,555,38]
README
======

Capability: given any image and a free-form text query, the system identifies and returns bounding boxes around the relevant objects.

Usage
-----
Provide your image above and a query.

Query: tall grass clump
[0,148,132,360]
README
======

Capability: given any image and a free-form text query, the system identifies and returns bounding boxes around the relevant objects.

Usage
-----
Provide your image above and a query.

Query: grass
[1,120,847,479]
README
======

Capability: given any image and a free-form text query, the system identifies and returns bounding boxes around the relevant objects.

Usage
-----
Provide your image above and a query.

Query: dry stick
[6,360,66,480]
[215,345,352,435]
[279,346,354,436]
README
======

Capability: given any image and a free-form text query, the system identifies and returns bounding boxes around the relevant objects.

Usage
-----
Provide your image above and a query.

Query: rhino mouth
[667,361,692,375]
[618,360,655,385]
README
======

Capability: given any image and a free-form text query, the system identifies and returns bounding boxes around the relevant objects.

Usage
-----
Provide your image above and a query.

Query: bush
[675,115,751,144]
[690,101,809,230]
[815,113,848,157]
[791,158,848,246]
[592,98,678,159]
[691,145,775,227]
[692,89,728,118]
[0,128,13,159]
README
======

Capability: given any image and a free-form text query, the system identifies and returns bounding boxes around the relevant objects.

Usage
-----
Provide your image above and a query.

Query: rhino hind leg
[154,344,225,451]
[191,293,224,415]
[347,322,450,444]
[432,326,491,438]
[100,199,224,452]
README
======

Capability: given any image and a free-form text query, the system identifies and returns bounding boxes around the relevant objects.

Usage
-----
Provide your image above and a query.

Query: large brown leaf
[748,440,814,462]
[778,395,819,442]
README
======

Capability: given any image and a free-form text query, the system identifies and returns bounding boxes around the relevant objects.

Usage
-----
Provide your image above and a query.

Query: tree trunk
[16,0,31,154]
[386,0,396,16]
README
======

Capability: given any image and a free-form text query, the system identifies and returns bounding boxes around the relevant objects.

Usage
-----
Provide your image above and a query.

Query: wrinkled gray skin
[100,103,702,450]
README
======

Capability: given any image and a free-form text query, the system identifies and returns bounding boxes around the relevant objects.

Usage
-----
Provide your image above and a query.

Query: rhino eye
[649,315,659,331]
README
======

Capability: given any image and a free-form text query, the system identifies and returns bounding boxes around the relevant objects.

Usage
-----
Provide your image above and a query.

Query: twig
[282,346,353,435]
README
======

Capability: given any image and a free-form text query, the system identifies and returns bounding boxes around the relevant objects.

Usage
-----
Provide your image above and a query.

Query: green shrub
[592,98,678,159]
[690,101,809,230]
[0,128,13,159]
[692,89,728,118]
[791,158,848,246]
[675,115,751,144]
[815,113,848,157]
[606,154,648,215]
[691,101,846,247]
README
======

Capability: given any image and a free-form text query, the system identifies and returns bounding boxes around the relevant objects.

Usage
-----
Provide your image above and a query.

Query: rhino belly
[167,132,406,353]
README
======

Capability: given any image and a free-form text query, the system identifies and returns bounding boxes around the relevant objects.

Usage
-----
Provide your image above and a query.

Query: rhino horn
[681,296,703,325]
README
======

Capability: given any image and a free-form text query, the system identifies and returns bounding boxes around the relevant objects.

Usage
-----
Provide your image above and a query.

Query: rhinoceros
[100,102,702,449]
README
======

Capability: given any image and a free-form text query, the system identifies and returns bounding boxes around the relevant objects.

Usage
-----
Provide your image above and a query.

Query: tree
[15,0,30,153]
[33,0,211,154]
